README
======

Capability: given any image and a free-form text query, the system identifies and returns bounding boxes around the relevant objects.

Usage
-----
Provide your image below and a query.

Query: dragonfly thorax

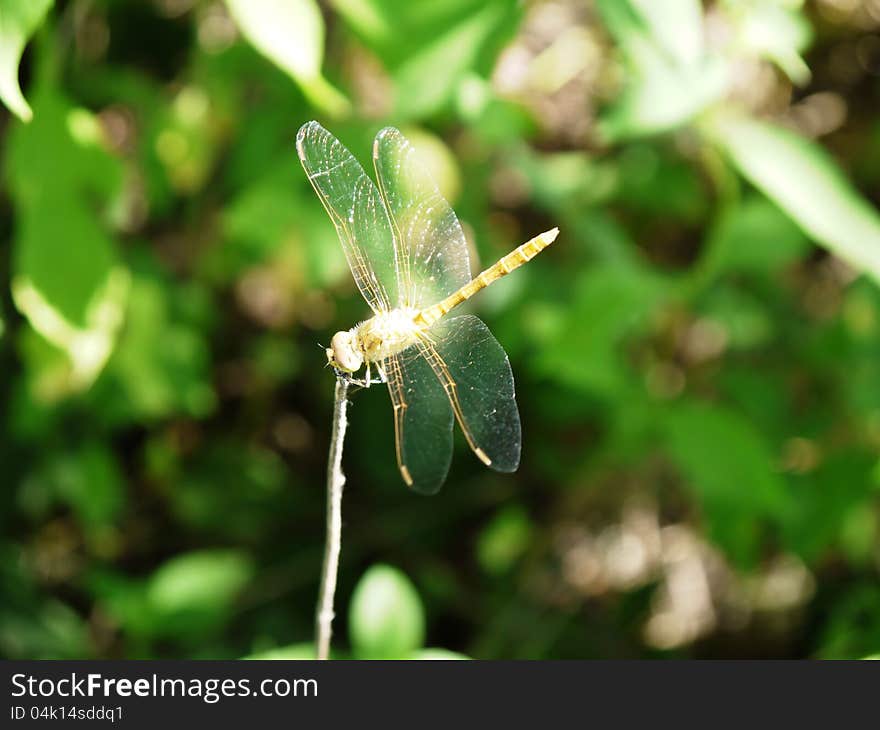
[328,308,423,373]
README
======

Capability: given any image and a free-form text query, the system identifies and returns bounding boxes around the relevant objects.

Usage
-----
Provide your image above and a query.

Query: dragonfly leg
[332,367,360,387]
[332,366,385,390]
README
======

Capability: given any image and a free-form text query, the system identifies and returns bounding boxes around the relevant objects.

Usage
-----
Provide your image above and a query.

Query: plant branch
[315,376,350,660]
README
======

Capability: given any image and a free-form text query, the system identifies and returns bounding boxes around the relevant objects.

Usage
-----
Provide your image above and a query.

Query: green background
[1,0,879,659]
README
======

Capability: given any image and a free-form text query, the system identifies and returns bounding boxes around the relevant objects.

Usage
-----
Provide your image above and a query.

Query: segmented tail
[416,227,559,328]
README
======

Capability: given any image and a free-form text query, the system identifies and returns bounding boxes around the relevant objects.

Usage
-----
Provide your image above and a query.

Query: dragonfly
[297,121,558,494]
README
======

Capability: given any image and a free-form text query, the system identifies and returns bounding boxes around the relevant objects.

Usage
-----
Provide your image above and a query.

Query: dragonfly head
[327,329,363,373]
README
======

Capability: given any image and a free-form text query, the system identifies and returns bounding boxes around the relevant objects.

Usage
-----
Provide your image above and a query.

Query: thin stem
[685,134,742,297]
[315,376,350,660]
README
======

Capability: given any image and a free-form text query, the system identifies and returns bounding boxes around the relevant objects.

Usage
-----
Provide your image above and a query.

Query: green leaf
[629,0,704,67]
[330,0,518,119]
[533,264,665,397]
[514,148,616,210]
[701,286,774,351]
[709,114,880,284]
[4,85,127,395]
[49,442,125,528]
[477,505,532,575]
[393,3,507,119]
[349,564,425,659]
[87,572,156,641]
[93,253,215,423]
[167,441,287,541]
[332,0,511,61]
[596,0,728,140]
[615,143,708,222]
[218,160,346,288]
[818,585,880,659]
[95,548,258,647]
[147,550,253,621]
[411,648,469,660]
[731,1,812,84]
[223,0,349,117]
[782,453,877,562]
[329,0,392,43]
[0,595,89,659]
[244,643,318,660]
[0,0,52,121]
[663,402,793,565]
[603,52,727,142]
[697,195,810,282]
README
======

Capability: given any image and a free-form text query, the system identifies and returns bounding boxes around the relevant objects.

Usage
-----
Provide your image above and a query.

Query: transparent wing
[372,127,471,309]
[383,349,454,495]
[296,121,400,312]
[419,315,521,472]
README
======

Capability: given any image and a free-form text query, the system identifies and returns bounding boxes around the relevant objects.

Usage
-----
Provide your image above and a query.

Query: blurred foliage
[348,563,425,659]
[0,0,53,122]
[246,563,467,659]
[1,0,879,660]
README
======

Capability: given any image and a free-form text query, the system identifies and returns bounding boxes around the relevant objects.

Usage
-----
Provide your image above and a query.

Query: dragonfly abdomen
[416,227,559,328]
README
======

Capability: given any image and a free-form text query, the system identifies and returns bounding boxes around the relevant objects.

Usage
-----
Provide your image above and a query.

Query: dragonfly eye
[328,330,363,373]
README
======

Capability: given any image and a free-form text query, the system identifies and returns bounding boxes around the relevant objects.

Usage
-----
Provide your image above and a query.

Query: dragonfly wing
[419,315,521,472]
[297,121,399,312]
[372,127,471,309]
[384,348,454,494]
